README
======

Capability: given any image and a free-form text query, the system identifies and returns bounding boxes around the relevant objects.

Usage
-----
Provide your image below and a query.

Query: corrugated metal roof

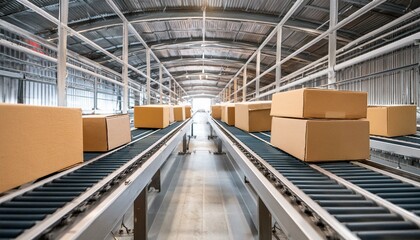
[0,0,418,95]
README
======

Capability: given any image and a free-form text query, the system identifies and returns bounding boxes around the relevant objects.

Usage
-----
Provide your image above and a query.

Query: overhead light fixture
[202,69,205,73]
[206,75,208,79]
[186,75,189,79]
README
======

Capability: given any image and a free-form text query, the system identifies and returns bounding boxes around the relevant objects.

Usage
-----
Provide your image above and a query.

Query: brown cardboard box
[0,104,83,193]
[185,106,192,119]
[367,105,417,137]
[211,105,222,119]
[83,114,131,152]
[173,106,186,121]
[235,101,272,132]
[221,104,227,122]
[271,88,367,119]
[225,104,236,126]
[271,117,370,162]
[134,105,169,128]
[169,105,175,123]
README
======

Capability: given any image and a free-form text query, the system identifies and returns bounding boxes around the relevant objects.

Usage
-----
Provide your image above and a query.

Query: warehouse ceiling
[1,0,419,97]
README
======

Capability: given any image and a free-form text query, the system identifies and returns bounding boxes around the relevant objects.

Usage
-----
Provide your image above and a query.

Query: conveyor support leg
[179,133,190,155]
[258,197,272,240]
[134,187,147,240]
[208,123,216,139]
[149,169,161,192]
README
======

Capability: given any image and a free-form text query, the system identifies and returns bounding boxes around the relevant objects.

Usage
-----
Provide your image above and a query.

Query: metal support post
[275,27,282,90]
[243,66,247,102]
[93,77,98,112]
[256,50,261,99]
[134,187,147,240]
[234,78,238,102]
[159,64,163,104]
[208,123,216,140]
[228,84,231,102]
[328,0,338,89]
[258,197,272,240]
[146,48,151,104]
[213,138,224,155]
[148,169,161,192]
[168,79,172,104]
[57,0,69,106]
[122,21,129,113]
[179,133,190,155]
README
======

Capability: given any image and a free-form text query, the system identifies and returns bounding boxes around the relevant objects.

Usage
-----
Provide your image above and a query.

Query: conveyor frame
[0,119,191,240]
[208,117,330,240]
[57,119,191,240]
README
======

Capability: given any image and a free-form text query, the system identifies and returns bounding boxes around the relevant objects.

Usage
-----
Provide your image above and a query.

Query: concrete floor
[148,112,256,240]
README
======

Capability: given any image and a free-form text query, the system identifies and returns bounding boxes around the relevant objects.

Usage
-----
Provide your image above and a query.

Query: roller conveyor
[370,133,420,159]
[211,119,420,240]
[0,121,190,239]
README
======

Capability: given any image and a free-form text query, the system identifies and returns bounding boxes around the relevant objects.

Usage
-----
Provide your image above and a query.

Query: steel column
[256,50,261,99]
[122,21,129,113]
[57,0,68,106]
[168,79,172,104]
[159,64,163,104]
[228,84,231,102]
[275,27,282,90]
[328,0,338,88]
[93,76,98,111]
[146,48,151,105]
[234,78,238,102]
[134,187,147,240]
[243,66,247,102]
[258,197,272,240]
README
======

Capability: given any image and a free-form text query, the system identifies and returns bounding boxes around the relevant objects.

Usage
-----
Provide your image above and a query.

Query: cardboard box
[367,105,417,137]
[83,114,131,152]
[270,117,370,162]
[211,105,222,119]
[134,105,169,129]
[271,88,367,119]
[221,104,227,122]
[235,101,272,132]
[173,106,186,121]
[169,105,175,123]
[0,104,83,193]
[224,104,236,126]
[185,106,192,119]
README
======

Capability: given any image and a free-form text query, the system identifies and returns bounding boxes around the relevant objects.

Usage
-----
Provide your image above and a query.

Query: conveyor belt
[0,123,182,239]
[216,120,420,240]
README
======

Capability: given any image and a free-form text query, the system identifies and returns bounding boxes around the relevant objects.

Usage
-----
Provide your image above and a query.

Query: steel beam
[328,0,338,89]
[122,21,129,113]
[159,64,163,104]
[146,48,151,105]
[242,66,247,102]
[57,0,68,106]
[275,27,282,90]
[256,50,261,99]
[234,78,238,102]
[219,0,306,96]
